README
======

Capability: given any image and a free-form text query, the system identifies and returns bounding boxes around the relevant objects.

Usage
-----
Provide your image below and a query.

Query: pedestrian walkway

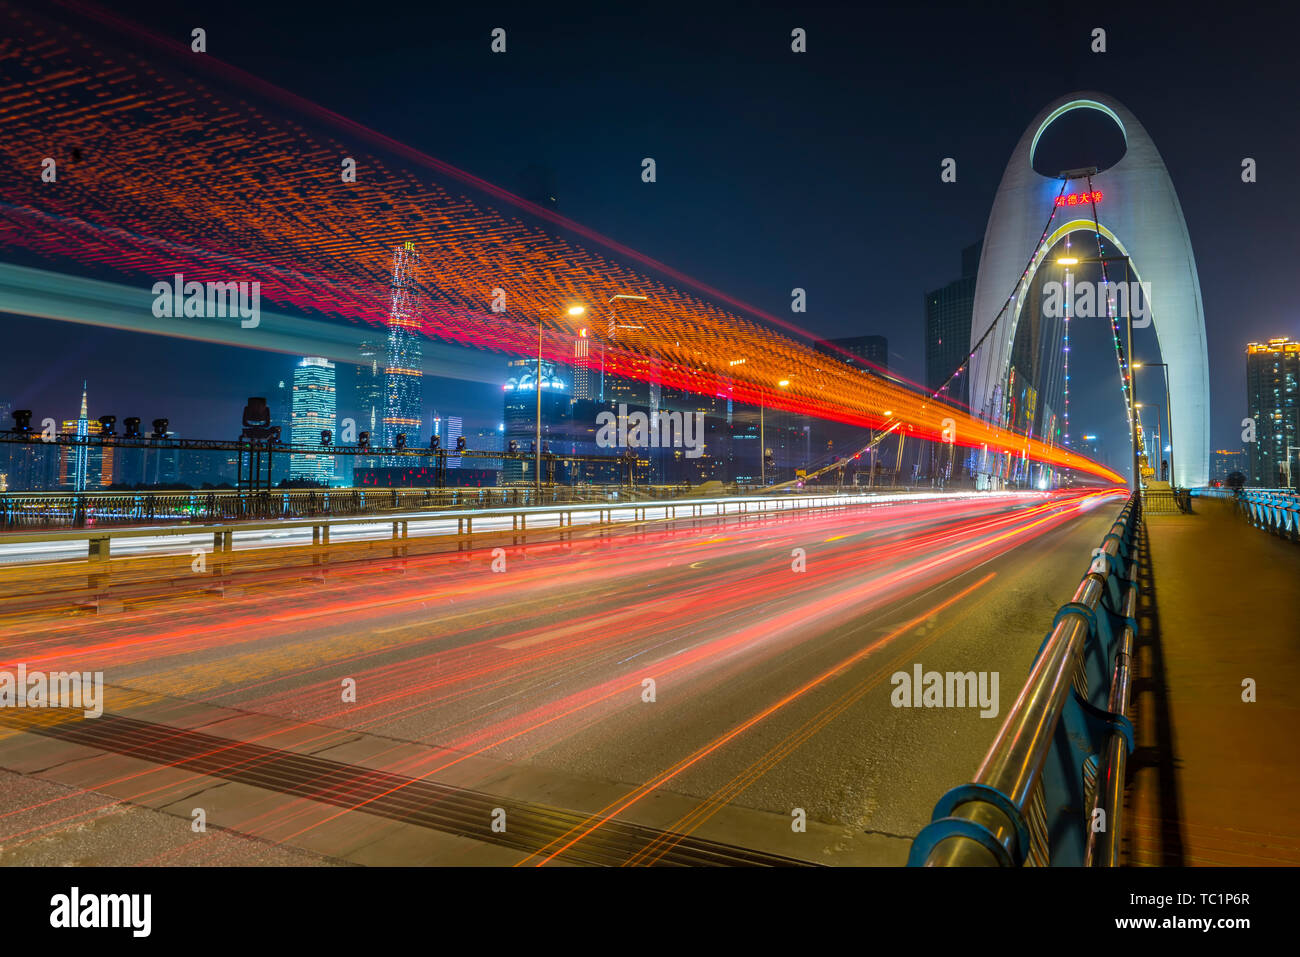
[1125,496,1300,865]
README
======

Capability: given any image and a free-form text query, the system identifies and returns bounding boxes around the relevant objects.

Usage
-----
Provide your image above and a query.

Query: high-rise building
[820,335,888,371]
[382,243,423,464]
[1211,448,1248,483]
[1246,337,1300,487]
[59,385,112,490]
[356,338,383,468]
[925,240,982,407]
[290,357,336,485]
[446,415,463,468]
[471,426,505,473]
[503,358,571,484]
[572,332,592,401]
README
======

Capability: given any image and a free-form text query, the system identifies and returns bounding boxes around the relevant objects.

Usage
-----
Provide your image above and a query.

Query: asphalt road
[0,488,1125,865]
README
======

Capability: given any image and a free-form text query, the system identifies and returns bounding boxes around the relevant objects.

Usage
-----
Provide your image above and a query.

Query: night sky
[3,0,1297,469]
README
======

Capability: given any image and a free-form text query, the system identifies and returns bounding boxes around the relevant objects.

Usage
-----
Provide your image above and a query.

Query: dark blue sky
[3,0,1297,465]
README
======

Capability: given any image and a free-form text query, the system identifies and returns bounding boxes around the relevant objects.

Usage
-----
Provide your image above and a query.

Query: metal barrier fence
[908,492,1141,866]
[0,484,710,531]
[1140,486,1189,515]
[0,483,916,531]
[1236,488,1300,542]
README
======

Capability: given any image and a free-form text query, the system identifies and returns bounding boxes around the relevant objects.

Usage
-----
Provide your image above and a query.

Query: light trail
[0,3,1123,481]
[0,490,1119,860]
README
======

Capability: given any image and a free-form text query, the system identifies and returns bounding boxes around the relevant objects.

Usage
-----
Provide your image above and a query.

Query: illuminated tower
[382,242,423,466]
[72,382,90,492]
[59,385,110,491]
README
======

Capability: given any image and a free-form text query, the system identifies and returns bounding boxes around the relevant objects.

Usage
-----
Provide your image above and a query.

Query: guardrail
[0,488,996,612]
[0,484,719,531]
[1140,486,1189,514]
[908,492,1141,866]
[0,482,908,531]
[1236,488,1300,542]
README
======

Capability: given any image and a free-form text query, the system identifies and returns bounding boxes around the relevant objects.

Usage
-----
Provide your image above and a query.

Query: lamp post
[535,305,587,494]
[760,379,791,486]
[1133,361,1175,489]
[1136,401,1165,481]
[1057,253,1137,490]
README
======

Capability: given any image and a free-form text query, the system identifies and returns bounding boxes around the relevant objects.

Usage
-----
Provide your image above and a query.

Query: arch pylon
[969,92,1209,488]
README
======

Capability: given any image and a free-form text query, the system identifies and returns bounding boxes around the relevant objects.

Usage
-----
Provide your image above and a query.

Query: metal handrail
[909,492,1141,866]
[0,488,1007,559]
[1236,488,1300,541]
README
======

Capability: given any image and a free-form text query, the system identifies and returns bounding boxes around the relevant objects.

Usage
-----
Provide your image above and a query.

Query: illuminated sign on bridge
[1055,190,1103,207]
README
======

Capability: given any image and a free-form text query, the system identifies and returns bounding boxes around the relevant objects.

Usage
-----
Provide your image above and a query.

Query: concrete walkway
[1125,497,1300,865]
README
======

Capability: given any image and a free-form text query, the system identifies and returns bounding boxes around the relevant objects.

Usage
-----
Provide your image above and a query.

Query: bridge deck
[1127,497,1300,865]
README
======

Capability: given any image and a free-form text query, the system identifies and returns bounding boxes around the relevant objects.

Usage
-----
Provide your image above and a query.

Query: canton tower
[381,242,423,466]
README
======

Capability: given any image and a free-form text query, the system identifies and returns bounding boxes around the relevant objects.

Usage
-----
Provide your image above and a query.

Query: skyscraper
[925,241,982,407]
[1211,448,1248,484]
[503,358,570,484]
[572,332,592,401]
[382,242,423,465]
[290,357,336,485]
[1246,337,1300,487]
[446,415,463,468]
[356,338,383,467]
[59,385,112,491]
[820,335,888,371]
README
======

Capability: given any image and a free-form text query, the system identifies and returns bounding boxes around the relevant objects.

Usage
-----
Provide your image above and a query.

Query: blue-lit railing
[1237,488,1300,541]
[908,493,1140,866]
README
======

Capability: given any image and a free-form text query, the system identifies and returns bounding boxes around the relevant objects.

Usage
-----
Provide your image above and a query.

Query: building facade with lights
[503,358,571,484]
[925,242,980,408]
[290,357,336,486]
[1246,338,1299,488]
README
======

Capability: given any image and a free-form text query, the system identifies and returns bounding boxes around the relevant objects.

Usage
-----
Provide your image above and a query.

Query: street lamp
[534,305,586,494]
[1056,253,1139,491]
[1133,361,1175,489]
[1136,401,1166,481]
[761,378,791,485]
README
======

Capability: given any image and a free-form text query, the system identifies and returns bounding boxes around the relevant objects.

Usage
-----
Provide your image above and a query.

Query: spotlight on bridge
[123,417,142,438]
[98,415,116,436]
[1057,257,1079,266]
[358,431,370,449]
[12,410,33,434]
[430,435,441,450]
[456,436,466,453]
[240,397,275,440]
[508,440,518,453]
[395,433,407,450]
[151,418,169,439]
[321,429,332,446]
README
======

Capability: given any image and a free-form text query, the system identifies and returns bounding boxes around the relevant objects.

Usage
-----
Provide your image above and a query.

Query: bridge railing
[0,483,735,531]
[0,482,955,531]
[1140,486,1189,514]
[1235,488,1300,542]
[908,492,1141,866]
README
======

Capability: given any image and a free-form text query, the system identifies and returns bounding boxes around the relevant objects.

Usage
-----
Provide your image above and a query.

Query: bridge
[0,1,1295,891]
